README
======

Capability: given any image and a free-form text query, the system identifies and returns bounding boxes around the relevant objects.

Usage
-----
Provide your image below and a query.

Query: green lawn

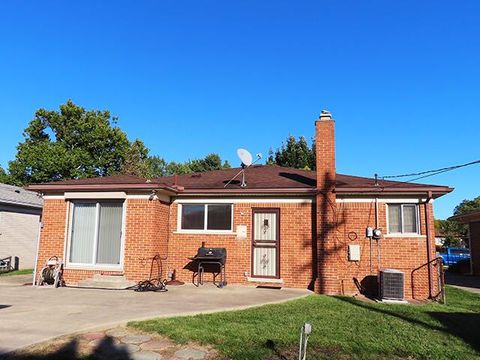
[0,268,33,276]
[129,286,480,359]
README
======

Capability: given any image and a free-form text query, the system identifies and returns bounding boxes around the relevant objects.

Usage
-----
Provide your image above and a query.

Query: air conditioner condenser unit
[380,269,405,301]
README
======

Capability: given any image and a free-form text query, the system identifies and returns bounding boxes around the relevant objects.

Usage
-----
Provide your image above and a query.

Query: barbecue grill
[190,245,227,287]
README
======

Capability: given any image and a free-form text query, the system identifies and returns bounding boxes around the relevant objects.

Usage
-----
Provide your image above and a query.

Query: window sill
[384,234,426,238]
[174,230,236,235]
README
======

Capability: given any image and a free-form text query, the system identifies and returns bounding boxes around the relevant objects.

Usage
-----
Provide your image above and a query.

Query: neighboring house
[29,111,452,299]
[0,183,43,269]
[449,210,480,275]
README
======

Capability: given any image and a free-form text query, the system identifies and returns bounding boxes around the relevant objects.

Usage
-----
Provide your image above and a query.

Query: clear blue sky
[0,1,478,219]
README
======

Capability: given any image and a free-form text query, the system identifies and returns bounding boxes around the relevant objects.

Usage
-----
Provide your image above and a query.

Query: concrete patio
[0,278,310,355]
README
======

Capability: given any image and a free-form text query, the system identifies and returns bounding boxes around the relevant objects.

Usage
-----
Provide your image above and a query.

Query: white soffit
[172,198,313,204]
[336,197,430,203]
[64,192,127,199]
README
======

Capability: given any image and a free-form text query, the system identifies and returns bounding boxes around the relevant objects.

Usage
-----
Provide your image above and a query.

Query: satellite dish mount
[224,148,262,188]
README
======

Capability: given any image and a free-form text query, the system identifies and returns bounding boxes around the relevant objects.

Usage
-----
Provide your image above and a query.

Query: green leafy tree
[165,153,230,175]
[434,219,466,247]
[121,139,151,177]
[269,135,315,170]
[8,100,142,185]
[144,155,168,178]
[454,196,480,216]
[435,195,480,248]
[7,101,233,184]
[0,166,10,184]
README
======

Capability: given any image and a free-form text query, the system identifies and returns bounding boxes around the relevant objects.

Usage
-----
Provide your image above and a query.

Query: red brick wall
[470,222,480,276]
[123,199,170,281]
[35,198,170,285]
[332,201,438,299]
[166,202,314,289]
[36,197,438,300]
[35,199,68,282]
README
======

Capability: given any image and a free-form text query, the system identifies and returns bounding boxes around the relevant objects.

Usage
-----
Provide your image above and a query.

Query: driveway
[0,279,310,354]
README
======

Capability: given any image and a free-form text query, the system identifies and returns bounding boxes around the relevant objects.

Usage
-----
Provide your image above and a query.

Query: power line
[374,159,480,191]
[381,159,480,180]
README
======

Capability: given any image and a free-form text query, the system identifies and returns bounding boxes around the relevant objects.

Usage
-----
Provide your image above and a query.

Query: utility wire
[375,159,480,190]
[381,159,480,179]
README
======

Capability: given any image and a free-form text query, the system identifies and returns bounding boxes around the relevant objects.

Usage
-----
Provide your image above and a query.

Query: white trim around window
[65,200,126,270]
[386,203,421,236]
[175,203,235,234]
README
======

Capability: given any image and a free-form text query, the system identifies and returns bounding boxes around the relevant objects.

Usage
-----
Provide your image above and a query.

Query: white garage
[0,184,42,270]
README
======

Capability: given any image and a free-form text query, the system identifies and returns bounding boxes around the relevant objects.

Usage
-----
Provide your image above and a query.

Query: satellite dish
[224,148,262,188]
[237,148,253,167]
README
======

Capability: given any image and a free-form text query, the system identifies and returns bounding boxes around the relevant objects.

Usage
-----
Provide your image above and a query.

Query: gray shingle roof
[0,183,43,209]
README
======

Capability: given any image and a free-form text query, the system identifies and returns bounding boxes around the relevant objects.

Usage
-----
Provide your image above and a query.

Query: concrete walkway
[0,279,310,354]
[446,272,480,294]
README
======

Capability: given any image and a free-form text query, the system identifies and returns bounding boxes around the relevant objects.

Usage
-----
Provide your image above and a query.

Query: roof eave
[0,199,43,209]
[449,210,480,223]
[335,186,453,198]
[27,183,178,195]
[179,188,316,195]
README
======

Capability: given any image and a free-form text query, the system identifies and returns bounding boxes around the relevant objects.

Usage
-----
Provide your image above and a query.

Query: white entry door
[252,209,280,278]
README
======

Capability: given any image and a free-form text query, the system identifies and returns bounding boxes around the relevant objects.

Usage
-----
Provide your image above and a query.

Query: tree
[435,195,480,248]
[144,155,168,178]
[269,135,315,170]
[0,166,10,184]
[7,101,232,184]
[121,139,151,178]
[434,219,466,247]
[454,196,480,216]
[165,153,230,176]
[8,100,145,185]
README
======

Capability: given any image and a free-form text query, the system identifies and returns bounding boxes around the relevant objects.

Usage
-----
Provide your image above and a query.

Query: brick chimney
[315,110,340,294]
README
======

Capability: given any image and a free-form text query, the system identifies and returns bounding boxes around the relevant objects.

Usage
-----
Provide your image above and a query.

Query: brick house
[29,112,452,299]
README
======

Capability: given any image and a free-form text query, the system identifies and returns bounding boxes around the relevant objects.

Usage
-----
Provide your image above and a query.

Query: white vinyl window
[180,204,233,232]
[387,204,419,234]
[69,201,124,266]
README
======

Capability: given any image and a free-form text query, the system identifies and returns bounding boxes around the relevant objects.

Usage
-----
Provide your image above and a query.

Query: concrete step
[77,275,136,290]
[92,274,130,282]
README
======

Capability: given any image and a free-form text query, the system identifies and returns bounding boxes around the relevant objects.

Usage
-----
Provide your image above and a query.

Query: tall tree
[434,219,466,247]
[0,166,10,184]
[454,196,480,215]
[435,195,480,248]
[165,153,230,175]
[269,135,315,170]
[8,100,140,185]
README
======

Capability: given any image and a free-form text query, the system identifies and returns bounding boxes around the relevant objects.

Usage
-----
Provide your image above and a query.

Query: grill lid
[195,247,227,262]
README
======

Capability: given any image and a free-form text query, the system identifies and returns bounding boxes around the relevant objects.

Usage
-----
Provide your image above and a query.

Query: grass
[0,268,33,276]
[129,286,480,359]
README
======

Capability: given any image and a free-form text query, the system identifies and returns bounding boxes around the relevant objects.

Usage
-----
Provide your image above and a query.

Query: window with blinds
[387,204,419,234]
[69,201,124,266]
